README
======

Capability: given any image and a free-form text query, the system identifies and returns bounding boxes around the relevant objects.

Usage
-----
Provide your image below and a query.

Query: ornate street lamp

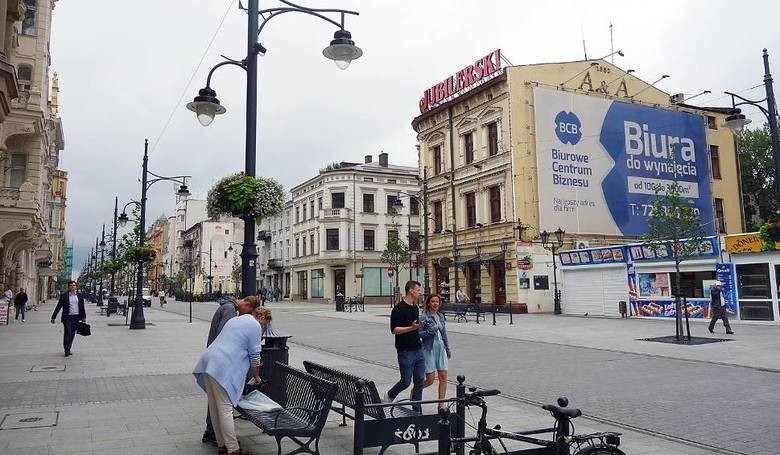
[541,227,566,315]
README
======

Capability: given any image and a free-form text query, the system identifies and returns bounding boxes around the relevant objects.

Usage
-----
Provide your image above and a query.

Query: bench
[440,303,469,322]
[237,362,337,455]
[345,297,365,313]
[303,361,440,455]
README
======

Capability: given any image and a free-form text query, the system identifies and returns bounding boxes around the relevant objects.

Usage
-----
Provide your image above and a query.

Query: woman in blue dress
[419,294,451,408]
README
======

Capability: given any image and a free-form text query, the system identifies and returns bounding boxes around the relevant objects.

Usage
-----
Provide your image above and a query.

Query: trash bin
[335,293,345,312]
[618,300,627,318]
[106,296,119,316]
[258,325,291,403]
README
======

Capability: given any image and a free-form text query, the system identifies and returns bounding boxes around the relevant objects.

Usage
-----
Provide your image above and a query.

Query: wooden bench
[236,362,337,455]
[441,303,486,323]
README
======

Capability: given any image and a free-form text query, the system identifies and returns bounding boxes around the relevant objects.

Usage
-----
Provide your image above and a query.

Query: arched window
[17,65,32,91]
[22,0,37,35]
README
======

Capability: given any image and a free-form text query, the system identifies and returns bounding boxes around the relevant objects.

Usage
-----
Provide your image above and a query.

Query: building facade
[288,153,421,303]
[0,0,65,304]
[413,50,743,312]
[181,219,242,295]
[258,200,292,297]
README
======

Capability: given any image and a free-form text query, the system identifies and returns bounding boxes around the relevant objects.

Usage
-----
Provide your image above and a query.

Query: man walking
[708,280,734,335]
[201,294,260,445]
[50,281,86,356]
[384,280,425,413]
[14,288,28,322]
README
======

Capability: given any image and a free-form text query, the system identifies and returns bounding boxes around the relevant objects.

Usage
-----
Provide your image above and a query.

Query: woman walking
[418,294,451,409]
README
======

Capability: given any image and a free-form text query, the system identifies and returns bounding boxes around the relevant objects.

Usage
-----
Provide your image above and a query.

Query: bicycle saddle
[542,396,582,418]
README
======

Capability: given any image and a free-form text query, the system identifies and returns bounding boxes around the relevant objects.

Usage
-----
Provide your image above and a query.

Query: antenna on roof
[609,22,615,64]
[581,24,588,60]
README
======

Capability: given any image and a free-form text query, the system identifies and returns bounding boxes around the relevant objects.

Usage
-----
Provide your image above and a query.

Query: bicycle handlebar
[466,388,501,398]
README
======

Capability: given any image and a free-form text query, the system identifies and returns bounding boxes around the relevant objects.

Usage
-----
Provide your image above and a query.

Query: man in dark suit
[51,280,86,356]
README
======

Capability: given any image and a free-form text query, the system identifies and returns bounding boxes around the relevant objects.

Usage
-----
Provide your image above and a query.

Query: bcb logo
[554,111,582,145]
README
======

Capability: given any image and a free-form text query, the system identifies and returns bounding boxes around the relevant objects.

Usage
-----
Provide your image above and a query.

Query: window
[295,238,300,257]
[707,115,718,130]
[465,192,476,227]
[332,192,345,209]
[302,204,307,220]
[224,251,228,259]
[310,269,324,298]
[487,122,499,156]
[317,197,322,211]
[464,132,474,164]
[709,145,721,179]
[489,186,501,223]
[410,196,420,216]
[17,65,32,91]
[433,145,442,175]
[225,229,229,235]
[433,201,443,233]
[9,153,26,188]
[364,230,375,251]
[295,206,300,223]
[310,200,315,219]
[409,231,421,250]
[387,179,397,184]
[310,234,315,254]
[363,193,375,213]
[22,0,36,35]
[736,263,774,321]
[364,177,373,182]
[302,237,307,256]
[387,195,399,214]
[326,229,339,250]
[715,198,726,234]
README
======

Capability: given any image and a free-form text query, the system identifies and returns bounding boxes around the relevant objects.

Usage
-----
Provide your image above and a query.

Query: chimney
[364,155,372,164]
[378,151,388,168]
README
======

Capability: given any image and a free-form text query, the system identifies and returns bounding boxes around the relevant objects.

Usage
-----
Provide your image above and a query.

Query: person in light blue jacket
[418,294,451,408]
[193,301,265,455]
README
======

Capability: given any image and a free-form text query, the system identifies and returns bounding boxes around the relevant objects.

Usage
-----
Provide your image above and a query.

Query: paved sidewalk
[0,298,761,454]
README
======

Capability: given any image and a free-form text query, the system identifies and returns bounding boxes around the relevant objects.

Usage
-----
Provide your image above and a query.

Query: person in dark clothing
[384,280,425,413]
[14,288,28,322]
[50,281,86,356]
[708,280,734,334]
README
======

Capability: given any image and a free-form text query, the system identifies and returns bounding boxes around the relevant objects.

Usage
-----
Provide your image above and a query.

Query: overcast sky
[52,0,779,274]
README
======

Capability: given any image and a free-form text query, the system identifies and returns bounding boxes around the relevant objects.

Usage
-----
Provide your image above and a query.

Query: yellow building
[413,50,743,312]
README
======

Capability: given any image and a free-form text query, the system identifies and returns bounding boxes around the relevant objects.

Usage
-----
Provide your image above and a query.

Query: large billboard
[534,88,713,236]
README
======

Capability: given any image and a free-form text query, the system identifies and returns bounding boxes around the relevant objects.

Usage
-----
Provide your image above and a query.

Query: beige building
[0,0,66,302]
[413,50,743,312]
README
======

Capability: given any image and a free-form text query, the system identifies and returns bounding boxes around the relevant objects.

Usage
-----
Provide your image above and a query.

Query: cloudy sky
[51,0,779,273]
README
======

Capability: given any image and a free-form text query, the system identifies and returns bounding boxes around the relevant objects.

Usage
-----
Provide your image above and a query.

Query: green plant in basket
[207,173,284,221]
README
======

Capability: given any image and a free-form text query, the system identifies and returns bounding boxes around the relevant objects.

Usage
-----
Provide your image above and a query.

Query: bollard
[437,407,451,455]
[455,375,466,455]
[509,301,514,324]
[475,304,480,325]
[492,303,497,325]
[353,380,365,455]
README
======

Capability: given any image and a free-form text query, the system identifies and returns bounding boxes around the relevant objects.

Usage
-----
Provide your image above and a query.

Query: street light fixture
[723,49,780,207]
[540,227,565,315]
[187,0,361,297]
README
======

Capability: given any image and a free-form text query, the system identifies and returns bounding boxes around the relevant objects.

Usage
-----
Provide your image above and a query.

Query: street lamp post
[540,228,566,315]
[187,0,362,297]
[724,49,780,208]
[110,196,118,297]
[390,173,430,297]
[198,240,214,295]
[97,224,106,306]
[123,139,190,330]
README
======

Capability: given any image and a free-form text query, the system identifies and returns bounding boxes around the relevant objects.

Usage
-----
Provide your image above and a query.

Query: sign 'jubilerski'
[418,49,502,113]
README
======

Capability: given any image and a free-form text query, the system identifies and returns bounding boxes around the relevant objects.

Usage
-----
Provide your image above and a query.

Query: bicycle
[451,387,625,455]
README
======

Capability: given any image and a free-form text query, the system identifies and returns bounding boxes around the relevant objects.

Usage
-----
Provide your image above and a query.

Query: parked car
[142,287,152,307]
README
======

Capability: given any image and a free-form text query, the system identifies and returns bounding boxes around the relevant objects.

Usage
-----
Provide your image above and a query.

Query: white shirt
[68,293,79,315]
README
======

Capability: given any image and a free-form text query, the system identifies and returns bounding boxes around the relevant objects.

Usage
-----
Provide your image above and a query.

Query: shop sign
[0,303,7,325]
[626,237,718,261]
[534,87,713,236]
[516,241,533,270]
[725,233,780,253]
[559,246,626,266]
[418,49,502,113]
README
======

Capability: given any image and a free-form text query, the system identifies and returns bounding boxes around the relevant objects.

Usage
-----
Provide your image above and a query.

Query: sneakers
[726,330,735,335]
[202,431,216,444]
[708,328,714,334]
[382,392,394,404]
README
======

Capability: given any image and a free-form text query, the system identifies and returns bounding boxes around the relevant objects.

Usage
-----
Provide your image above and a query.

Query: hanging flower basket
[207,173,285,221]
[101,260,123,275]
[124,245,156,263]
[758,222,780,252]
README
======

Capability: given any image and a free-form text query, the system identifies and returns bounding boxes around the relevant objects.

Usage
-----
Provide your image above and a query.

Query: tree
[738,124,778,230]
[643,153,710,341]
[380,232,412,300]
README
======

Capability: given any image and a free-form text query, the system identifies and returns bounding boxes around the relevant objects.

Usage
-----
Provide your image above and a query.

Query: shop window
[17,65,32,91]
[22,0,36,35]
[297,271,308,299]
[363,193,374,213]
[331,192,345,209]
[363,230,375,251]
[714,198,726,234]
[489,186,501,223]
[487,122,499,156]
[433,145,442,175]
[363,267,393,296]
[464,132,474,164]
[465,192,476,227]
[670,271,716,298]
[326,229,339,250]
[639,273,670,297]
[433,201,443,233]
[709,145,721,179]
[736,263,774,321]
[310,269,324,298]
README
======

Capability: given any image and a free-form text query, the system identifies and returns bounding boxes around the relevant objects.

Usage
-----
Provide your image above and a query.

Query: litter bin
[335,293,345,312]
[618,300,627,318]
[106,296,119,316]
[259,326,292,403]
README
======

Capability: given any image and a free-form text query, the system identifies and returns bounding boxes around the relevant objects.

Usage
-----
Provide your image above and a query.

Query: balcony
[321,208,352,220]
[257,230,271,242]
[0,187,20,206]
[268,258,284,269]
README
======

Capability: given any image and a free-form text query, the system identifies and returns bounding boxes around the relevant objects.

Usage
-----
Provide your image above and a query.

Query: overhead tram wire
[149,0,236,156]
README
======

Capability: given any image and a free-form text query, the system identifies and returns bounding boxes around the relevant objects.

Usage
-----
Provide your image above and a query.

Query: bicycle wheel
[468,438,500,455]
[573,445,626,455]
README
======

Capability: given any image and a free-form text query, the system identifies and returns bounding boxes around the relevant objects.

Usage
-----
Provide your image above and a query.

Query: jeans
[387,348,425,413]
[63,315,80,353]
[15,304,25,320]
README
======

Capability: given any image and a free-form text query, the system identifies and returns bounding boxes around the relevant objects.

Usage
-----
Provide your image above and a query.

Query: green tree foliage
[738,124,778,229]
[380,232,412,294]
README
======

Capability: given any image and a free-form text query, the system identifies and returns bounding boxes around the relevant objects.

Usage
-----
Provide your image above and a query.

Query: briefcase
[76,321,91,336]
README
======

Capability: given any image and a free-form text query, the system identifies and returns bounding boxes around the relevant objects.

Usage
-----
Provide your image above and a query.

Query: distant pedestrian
[455,288,469,304]
[384,280,425,413]
[708,281,734,335]
[260,287,268,306]
[1,286,11,303]
[201,295,260,445]
[274,287,281,302]
[50,281,86,356]
[14,288,28,322]
[193,298,264,455]
[417,294,451,409]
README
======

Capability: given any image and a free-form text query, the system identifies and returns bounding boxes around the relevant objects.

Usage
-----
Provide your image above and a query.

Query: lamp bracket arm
[725,91,771,120]
[145,173,191,190]
[257,3,358,37]
[206,60,248,88]
[121,201,141,212]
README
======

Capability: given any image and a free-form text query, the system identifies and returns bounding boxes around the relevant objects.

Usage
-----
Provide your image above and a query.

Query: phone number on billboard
[629,203,701,217]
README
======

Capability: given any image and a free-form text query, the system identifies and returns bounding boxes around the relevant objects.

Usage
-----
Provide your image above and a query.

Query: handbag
[76,321,91,336]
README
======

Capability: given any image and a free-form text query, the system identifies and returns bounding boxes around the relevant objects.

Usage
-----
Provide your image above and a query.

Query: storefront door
[736,263,774,320]
[467,264,481,304]
[297,271,308,300]
[492,262,506,304]
[334,269,346,299]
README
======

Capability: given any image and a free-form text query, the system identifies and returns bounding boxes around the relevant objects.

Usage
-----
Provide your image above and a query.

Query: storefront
[725,233,780,323]
[559,237,739,321]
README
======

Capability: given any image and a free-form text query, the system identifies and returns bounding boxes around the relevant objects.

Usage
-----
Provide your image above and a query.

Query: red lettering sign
[418,49,502,113]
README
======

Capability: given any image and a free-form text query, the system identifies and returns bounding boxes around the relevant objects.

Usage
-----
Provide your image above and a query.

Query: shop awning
[453,256,480,266]
[481,252,505,263]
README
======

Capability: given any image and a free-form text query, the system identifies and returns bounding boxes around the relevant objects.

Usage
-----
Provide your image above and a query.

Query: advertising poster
[516,241,533,270]
[634,299,711,319]
[715,262,738,318]
[534,87,713,236]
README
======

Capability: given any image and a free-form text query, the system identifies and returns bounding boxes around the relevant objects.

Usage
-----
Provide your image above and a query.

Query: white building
[289,152,422,303]
[181,219,243,295]
[258,200,292,297]
[161,196,207,286]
